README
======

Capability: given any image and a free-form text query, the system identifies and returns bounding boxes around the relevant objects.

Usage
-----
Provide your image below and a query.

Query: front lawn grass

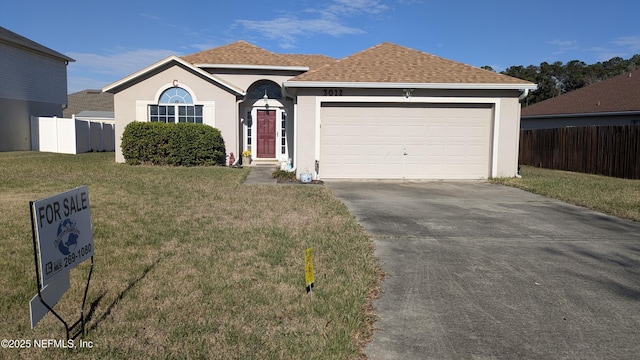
[0,152,380,359]
[492,165,640,221]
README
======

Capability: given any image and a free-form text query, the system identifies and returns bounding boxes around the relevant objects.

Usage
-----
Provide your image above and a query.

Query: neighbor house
[0,26,74,151]
[104,41,536,180]
[64,89,114,122]
[521,69,640,129]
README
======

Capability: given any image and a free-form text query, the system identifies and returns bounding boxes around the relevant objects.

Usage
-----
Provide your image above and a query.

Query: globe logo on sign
[55,219,80,256]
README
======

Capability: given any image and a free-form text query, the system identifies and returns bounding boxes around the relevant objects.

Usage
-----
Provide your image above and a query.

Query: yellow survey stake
[305,248,314,292]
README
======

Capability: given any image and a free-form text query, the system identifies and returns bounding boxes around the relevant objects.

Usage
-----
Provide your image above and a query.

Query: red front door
[257,110,276,158]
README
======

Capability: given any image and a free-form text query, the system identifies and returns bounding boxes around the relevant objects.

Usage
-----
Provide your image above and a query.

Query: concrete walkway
[243,165,277,185]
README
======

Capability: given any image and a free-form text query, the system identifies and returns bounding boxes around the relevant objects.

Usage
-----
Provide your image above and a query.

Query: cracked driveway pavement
[327,181,640,360]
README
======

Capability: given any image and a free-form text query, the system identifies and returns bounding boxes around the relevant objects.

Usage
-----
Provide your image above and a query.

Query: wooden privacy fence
[519,125,640,179]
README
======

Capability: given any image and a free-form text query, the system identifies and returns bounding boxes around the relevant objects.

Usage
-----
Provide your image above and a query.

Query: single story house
[64,89,114,121]
[0,26,74,151]
[104,41,536,180]
[521,69,640,129]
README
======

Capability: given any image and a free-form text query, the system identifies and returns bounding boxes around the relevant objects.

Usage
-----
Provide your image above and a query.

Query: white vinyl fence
[30,116,115,154]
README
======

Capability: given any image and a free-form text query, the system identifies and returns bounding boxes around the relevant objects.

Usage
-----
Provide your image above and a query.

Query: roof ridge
[289,41,532,85]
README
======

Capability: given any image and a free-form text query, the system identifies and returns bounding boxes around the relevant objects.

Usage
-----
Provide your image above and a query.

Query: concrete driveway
[326,181,640,360]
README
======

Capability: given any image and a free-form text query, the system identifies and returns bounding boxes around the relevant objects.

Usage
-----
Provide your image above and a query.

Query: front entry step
[246,159,279,167]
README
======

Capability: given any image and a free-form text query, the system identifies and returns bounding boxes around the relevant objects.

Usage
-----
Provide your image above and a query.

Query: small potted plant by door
[242,150,251,166]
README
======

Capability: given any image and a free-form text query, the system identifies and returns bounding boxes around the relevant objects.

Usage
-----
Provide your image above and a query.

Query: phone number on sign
[1,339,94,349]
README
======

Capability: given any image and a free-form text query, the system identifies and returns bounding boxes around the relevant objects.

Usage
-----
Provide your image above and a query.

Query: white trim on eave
[521,110,640,119]
[195,64,309,72]
[102,55,246,96]
[283,81,538,90]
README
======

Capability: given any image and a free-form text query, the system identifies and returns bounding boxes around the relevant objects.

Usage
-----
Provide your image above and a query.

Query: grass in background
[0,152,380,359]
[492,165,640,221]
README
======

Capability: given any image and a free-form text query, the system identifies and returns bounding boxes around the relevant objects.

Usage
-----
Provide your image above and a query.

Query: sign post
[29,185,94,340]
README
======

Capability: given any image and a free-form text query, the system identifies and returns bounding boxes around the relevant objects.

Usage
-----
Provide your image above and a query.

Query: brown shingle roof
[280,54,337,71]
[522,69,640,116]
[63,89,114,117]
[181,41,336,70]
[290,42,532,84]
[181,41,532,85]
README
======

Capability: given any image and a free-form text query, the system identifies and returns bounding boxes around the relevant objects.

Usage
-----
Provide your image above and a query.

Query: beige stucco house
[104,41,536,180]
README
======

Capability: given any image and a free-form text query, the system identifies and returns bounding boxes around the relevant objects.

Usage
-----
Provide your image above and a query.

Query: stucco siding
[294,88,523,179]
[211,71,299,93]
[113,64,238,163]
[494,97,521,177]
[293,94,318,177]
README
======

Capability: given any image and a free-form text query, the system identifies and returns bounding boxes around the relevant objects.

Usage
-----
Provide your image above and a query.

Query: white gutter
[283,81,538,90]
[195,64,309,72]
[518,88,530,101]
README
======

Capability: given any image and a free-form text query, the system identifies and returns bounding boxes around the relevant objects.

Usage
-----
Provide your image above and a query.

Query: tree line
[482,55,640,106]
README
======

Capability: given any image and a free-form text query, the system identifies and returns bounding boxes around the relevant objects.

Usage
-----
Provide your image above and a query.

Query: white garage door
[320,103,493,179]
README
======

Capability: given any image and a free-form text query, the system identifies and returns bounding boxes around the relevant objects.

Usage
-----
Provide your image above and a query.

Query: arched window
[248,82,282,100]
[149,87,203,123]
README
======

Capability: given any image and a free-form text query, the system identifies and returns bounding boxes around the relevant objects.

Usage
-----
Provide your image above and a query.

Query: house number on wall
[323,89,343,96]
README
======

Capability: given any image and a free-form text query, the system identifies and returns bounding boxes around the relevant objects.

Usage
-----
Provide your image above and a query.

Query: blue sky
[2,0,639,93]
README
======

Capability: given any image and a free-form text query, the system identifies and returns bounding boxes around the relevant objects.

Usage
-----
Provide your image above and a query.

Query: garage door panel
[321,104,491,179]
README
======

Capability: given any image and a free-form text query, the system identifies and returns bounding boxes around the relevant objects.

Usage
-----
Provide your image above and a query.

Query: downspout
[235,97,242,166]
[288,100,298,173]
[515,88,530,178]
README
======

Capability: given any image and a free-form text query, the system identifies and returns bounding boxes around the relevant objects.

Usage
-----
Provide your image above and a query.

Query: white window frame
[135,83,215,127]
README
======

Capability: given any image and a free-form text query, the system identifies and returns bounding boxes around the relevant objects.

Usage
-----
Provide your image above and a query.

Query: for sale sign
[32,186,94,288]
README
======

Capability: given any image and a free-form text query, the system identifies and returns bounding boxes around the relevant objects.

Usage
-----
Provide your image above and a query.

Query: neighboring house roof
[287,42,534,88]
[64,89,114,118]
[0,26,75,63]
[522,69,640,117]
[76,111,114,118]
[182,41,336,70]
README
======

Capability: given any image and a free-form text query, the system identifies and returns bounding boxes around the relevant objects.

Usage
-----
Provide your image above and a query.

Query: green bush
[121,122,226,166]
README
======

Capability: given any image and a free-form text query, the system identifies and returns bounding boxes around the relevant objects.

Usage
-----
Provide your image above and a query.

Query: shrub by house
[121,122,226,166]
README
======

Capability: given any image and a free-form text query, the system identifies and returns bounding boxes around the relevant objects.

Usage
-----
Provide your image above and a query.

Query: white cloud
[65,48,179,92]
[586,47,626,62]
[548,39,577,47]
[67,48,178,77]
[234,0,389,48]
[317,0,389,19]
[611,36,640,51]
[187,43,220,51]
[66,76,110,93]
[236,17,365,48]
[140,13,162,21]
